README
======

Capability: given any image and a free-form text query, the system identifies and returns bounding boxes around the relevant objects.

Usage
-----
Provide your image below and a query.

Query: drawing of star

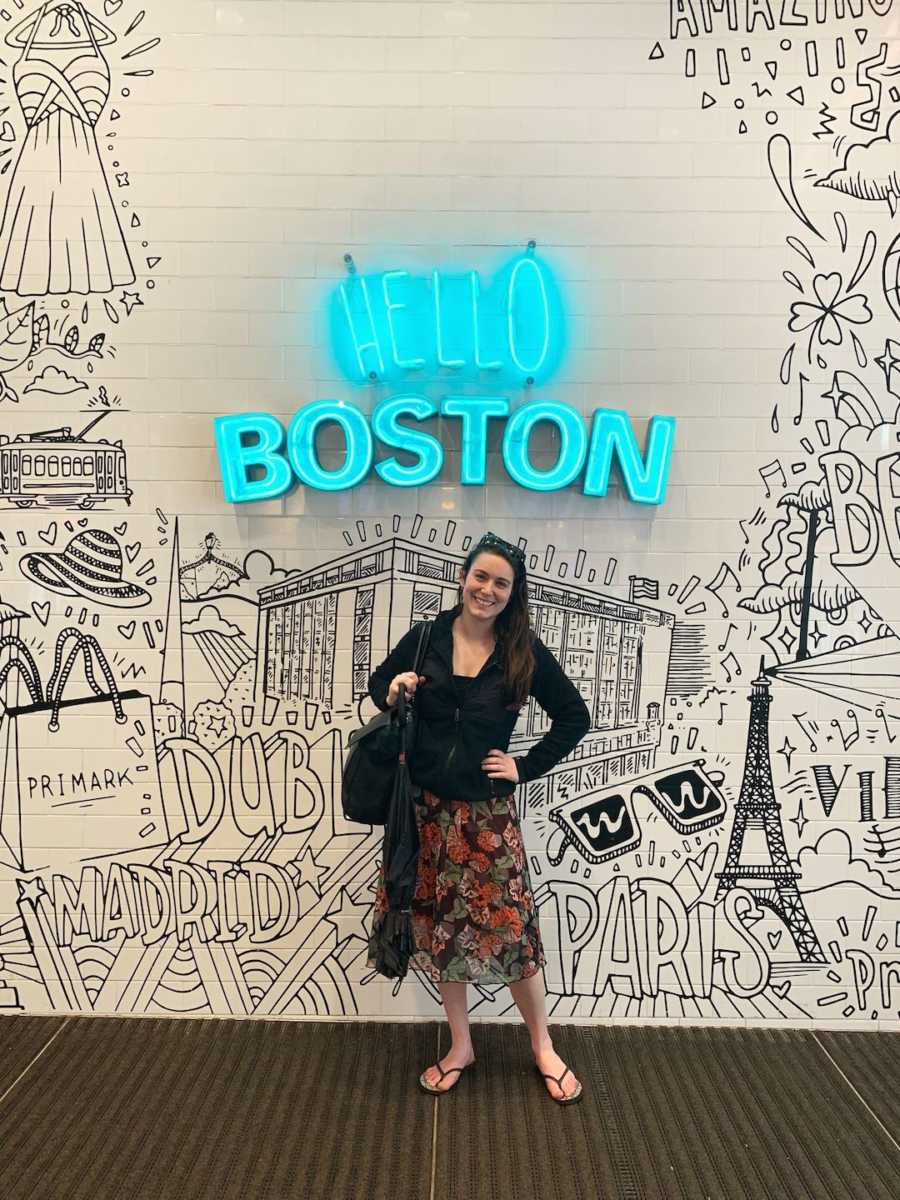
[808,621,826,649]
[206,715,227,738]
[115,171,130,187]
[325,886,370,946]
[16,877,47,905]
[790,800,808,840]
[821,375,844,412]
[859,612,872,635]
[287,846,327,894]
[120,290,143,315]
[875,338,900,393]
[778,626,796,654]
[777,737,797,772]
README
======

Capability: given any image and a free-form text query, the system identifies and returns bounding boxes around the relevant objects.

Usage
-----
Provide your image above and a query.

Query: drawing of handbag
[0,628,169,873]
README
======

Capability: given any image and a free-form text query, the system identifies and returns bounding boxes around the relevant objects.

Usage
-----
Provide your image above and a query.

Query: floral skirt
[368,789,546,985]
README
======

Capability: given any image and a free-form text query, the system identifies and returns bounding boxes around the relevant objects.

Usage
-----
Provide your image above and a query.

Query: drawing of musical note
[759,459,787,497]
[706,561,742,617]
[875,706,896,744]
[793,372,807,425]
[718,622,737,652]
[870,825,888,858]
[717,702,726,726]
[792,711,819,753]
[720,651,742,684]
[831,709,860,752]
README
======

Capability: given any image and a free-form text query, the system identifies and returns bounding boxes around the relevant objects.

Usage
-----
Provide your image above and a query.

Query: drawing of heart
[38,522,57,546]
[117,621,136,640]
[77,519,88,527]
[771,981,791,999]
[0,122,14,142]
[767,931,783,950]
[113,522,128,536]
[104,0,123,14]
[125,542,141,563]
[31,601,50,626]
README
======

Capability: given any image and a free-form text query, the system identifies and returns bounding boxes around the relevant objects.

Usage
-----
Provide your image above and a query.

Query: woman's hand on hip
[481,749,519,783]
[387,671,425,706]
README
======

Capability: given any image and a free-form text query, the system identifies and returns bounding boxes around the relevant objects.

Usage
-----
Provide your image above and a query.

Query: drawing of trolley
[0,413,131,510]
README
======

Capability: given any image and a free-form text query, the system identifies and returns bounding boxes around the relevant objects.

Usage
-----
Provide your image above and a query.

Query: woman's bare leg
[422,981,475,1090]
[508,970,580,1099]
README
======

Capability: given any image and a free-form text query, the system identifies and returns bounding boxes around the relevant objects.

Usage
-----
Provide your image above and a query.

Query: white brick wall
[0,0,898,1029]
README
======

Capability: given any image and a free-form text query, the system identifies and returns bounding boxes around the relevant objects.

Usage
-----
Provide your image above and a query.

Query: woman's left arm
[513,638,591,783]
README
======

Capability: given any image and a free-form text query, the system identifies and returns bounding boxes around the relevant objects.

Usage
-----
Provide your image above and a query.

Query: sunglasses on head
[473,531,527,566]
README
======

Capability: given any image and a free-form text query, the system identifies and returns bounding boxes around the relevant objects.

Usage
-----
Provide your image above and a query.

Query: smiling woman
[365,530,591,1103]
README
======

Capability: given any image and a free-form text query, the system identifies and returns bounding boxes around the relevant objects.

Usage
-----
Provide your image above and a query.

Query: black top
[368,607,591,803]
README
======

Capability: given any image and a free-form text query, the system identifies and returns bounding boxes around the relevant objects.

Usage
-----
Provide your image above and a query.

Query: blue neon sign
[213,400,676,505]
[213,247,677,506]
[330,251,565,388]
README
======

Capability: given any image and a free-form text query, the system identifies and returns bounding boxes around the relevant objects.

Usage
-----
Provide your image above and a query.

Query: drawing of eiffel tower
[715,659,827,963]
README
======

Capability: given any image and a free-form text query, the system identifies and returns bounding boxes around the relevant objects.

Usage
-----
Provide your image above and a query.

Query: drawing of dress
[0,2,134,296]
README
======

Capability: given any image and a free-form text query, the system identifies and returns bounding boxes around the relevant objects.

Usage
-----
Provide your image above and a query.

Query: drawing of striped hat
[19,528,151,609]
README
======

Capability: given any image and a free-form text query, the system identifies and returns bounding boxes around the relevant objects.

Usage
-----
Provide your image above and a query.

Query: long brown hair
[458,535,535,707]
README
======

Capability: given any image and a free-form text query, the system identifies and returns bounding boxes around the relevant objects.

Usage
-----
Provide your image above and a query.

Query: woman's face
[459,552,515,626]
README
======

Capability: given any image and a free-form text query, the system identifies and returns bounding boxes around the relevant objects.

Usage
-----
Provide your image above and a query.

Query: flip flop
[536,1064,584,1105]
[418,1060,475,1095]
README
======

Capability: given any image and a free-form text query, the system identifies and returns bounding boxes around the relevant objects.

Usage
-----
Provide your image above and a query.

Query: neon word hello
[214,396,676,504]
[330,250,564,387]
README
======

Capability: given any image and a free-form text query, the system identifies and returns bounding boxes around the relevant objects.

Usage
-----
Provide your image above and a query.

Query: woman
[367,531,591,1104]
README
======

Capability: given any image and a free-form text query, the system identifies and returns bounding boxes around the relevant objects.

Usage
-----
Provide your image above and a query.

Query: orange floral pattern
[370,789,545,984]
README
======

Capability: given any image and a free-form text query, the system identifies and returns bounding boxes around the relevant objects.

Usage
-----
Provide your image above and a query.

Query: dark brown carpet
[433,1024,900,1200]
[816,1030,900,1138]
[0,1015,67,1096]
[0,1015,898,1200]
[0,1015,436,1200]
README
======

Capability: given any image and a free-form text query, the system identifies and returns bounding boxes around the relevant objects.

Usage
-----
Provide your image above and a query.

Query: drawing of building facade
[255,537,673,807]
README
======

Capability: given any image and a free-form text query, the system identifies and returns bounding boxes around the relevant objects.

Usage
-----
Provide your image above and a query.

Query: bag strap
[399,620,432,755]
[47,628,126,732]
[411,619,432,678]
[0,638,44,706]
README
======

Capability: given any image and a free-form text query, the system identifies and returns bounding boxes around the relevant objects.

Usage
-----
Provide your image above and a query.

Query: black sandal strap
[436,1064,464,1081]
[541,1066,571,1088]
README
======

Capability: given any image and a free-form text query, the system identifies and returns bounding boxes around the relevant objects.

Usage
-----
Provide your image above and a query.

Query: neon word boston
[214,397,676,505]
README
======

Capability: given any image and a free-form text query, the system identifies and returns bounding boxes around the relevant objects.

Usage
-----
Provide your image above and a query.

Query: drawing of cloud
[202,550,290,603]
[838,417,900,464]
[23,365,87,394]
[778,477,832,513]
[798,828,898,898]
[816,112,900,205]
[182,604,243,638]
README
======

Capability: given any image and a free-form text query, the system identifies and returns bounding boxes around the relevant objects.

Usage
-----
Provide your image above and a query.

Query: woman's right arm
[368,624,427,710]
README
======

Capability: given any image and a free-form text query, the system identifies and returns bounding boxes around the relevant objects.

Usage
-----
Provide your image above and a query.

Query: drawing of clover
[788,271,872,348]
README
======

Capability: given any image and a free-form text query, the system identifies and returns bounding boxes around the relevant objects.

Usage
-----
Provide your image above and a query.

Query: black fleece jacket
[368,606,591,803]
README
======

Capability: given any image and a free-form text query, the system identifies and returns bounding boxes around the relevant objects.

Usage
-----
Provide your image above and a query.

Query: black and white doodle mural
[2,1,900,1027]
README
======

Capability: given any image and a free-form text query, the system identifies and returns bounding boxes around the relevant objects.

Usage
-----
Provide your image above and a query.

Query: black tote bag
[341,620,431,825]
